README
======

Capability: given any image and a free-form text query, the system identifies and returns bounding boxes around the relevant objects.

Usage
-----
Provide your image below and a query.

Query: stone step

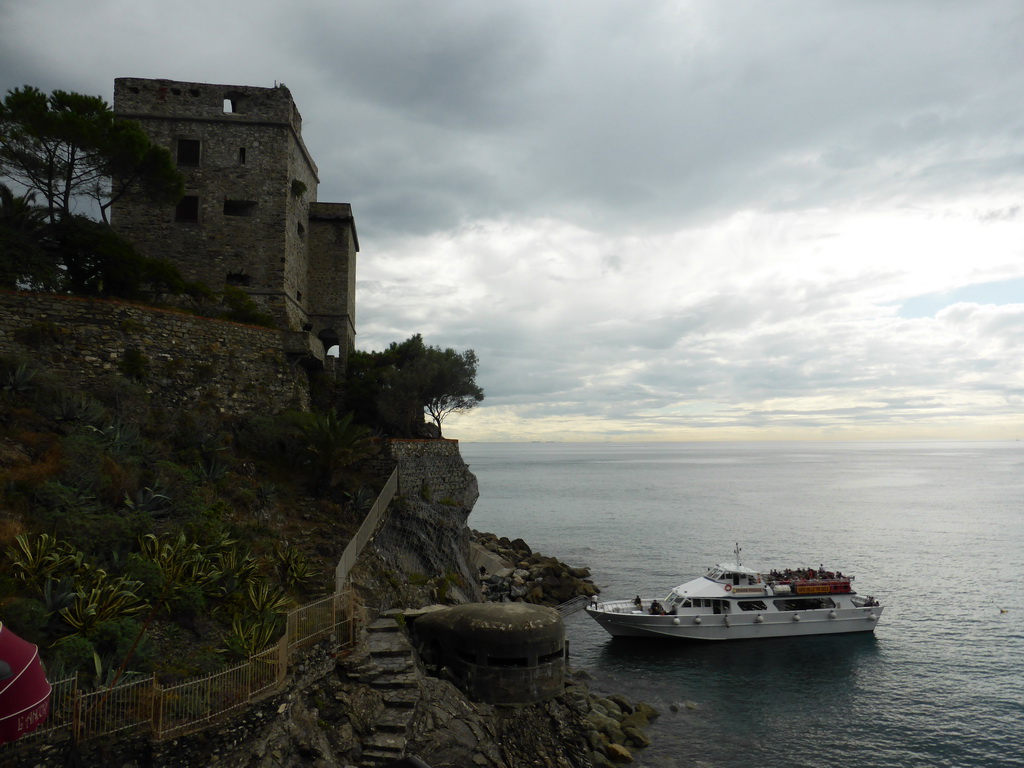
[368,671,420,690]
[362,748,405,766]
[377,707,413,733]
[373,655,415,674]
[366,633,413,657]
[367,618,402,633]
[381,689,420,709]
[364,732,408,754]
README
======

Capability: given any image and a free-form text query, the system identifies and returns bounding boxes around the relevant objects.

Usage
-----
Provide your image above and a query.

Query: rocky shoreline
[472,530,601,606]
[468,530,658,767]
[5,502,657,767]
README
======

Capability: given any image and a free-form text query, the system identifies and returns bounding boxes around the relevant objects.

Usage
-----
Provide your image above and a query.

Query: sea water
[460,441,1024,768]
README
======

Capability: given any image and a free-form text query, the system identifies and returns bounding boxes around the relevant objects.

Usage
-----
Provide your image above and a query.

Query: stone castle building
[111,77,358,368]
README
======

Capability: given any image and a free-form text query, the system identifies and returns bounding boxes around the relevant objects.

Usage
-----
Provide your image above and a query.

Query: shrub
[221,286,276,328]
[120,348,150,381]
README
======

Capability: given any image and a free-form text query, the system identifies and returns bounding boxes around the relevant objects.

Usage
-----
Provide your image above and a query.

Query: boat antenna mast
[734,542,742,566]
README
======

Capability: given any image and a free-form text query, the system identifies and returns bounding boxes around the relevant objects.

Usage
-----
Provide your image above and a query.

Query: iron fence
[7,573,358,747]
[4,464,395,750]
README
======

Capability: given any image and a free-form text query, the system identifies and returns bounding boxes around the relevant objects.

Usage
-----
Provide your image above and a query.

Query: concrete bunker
[410,603,566,705]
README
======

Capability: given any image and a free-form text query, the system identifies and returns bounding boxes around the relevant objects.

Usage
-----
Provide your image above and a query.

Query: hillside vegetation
[0,356,378,686]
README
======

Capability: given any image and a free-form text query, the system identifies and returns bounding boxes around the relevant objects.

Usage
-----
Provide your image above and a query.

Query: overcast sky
[3,1,1024,441]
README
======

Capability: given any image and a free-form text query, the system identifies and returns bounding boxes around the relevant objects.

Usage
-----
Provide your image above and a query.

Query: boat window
[738,600,767,611]
[772,597,837,612]
[681,599,692,608]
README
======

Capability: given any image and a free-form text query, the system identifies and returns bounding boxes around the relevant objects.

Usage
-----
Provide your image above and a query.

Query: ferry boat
[585,545,883,641]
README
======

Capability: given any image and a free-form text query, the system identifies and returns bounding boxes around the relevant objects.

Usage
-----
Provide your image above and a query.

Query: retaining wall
[366,439,479,508]
[0,291,312,414]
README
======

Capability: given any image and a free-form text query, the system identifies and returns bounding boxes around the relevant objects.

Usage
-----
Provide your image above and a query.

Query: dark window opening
[170,88,181,96]
[297,222,305,238]
[223,200,257,217]
[738,601,768,611]
[238,147,246,165]
[296,292,302,302]
[176,139,200,166]
[189,88,200,97]
[226,272,252,287]
[175,196,199,223]
[486,656,530,668]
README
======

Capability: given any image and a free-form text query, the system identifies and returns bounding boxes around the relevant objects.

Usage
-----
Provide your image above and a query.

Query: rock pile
[472,531,600,607]
[563,673,659,767]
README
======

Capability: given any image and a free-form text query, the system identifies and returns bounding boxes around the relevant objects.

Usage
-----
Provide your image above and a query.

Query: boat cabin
[705,564,761,587]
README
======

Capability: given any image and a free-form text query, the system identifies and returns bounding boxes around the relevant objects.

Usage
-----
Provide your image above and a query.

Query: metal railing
[153,635,288,740]
[335,467,399,591]
[9,584,357,747]
[556,595,592,617]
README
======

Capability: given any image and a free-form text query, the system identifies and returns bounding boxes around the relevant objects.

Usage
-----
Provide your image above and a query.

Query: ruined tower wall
[112,79,323,333]
[308,203,358,365]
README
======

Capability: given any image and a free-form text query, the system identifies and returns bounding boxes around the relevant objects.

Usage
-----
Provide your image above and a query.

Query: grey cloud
[5,1,1024,438]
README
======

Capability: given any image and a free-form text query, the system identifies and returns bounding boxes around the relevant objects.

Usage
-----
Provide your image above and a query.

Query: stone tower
[111,77,358,367]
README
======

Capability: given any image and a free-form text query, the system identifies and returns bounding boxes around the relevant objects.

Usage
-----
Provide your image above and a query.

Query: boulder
[606,743,634,764]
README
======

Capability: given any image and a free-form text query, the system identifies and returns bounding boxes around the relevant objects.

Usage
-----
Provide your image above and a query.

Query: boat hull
[585,605,883,641]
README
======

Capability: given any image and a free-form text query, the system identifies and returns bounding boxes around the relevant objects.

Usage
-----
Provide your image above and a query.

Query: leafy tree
[0,85,182,224]
[0,183,56,289]
[423,346,484,436]
[345,334,484,437]
[49,215,150,296]
[0,189,193,299]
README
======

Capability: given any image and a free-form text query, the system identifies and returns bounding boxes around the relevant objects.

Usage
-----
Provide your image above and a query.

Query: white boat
[585,545,883,641]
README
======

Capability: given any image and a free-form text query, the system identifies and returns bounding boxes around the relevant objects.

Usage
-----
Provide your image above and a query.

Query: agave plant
[138,532,222,596]
[246,580,293,616]
[3,363,37,398]
[88,420,142,456]
[213,545,265,598]
[273,543,315,592]
[224,613,280,658]
[59,572,148,636]
[53,391,108,426]
[6,533,81,589]
[123,486,172,516]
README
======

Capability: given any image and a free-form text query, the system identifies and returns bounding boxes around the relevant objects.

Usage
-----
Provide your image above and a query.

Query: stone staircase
[349,615,422,766]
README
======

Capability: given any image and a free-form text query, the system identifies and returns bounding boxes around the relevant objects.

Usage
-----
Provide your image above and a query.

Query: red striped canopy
[0,623,51,745]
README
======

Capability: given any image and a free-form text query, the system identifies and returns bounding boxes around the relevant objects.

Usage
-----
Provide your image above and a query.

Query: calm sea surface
[459,441,1024,768]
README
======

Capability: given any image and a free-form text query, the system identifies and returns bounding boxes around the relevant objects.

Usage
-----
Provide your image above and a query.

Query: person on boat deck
[649,600,665,615]
[633,595,643,610]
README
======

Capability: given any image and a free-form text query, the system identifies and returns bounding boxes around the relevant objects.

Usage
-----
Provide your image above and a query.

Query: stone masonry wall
[112,78,320,333]
[0,291,311,414]
[367,439,481,509]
